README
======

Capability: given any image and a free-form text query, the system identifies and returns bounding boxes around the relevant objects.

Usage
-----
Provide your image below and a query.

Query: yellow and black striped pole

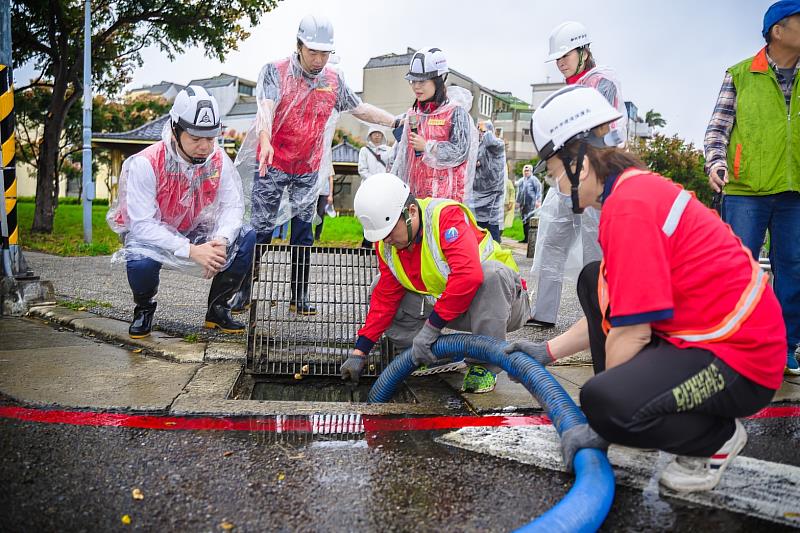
[0,62,20,277]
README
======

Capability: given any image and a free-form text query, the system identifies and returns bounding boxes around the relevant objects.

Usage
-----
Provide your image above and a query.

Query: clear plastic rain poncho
[516,175,543,223]
[390,85,478,203]
[236,53,394,231]
[107,122,245,275]
[471,128,506,224]
[531,186,602,285]
[529,66,624,288]
[578,66,627,147]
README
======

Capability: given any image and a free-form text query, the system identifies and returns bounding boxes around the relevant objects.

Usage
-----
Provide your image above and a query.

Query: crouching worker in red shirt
[340,173,530,393]
[506,85,786,492]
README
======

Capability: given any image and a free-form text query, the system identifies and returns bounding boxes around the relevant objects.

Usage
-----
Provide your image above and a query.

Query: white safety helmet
[354,173,411,242]
[405,47,449,81]
[297,14,335,52]
[169,85,221,138]
[530,85,623,172]
[546,21,591,62]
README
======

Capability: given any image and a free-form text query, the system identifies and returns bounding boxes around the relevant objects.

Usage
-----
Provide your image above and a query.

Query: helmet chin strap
[558,140,587,214]
[572,48,585,78]
[172,125,207,165]
[398,200,419,251]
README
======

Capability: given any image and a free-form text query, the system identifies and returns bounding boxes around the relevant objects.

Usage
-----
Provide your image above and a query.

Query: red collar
[751,46,770,73]
[565,69,589,85]
[416,100,441,114]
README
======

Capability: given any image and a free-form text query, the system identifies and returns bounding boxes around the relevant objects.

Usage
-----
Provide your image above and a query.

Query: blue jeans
[127,228,256,297]
[722,192,800,355]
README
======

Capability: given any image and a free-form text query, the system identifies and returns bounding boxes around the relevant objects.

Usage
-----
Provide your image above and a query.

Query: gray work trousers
[385,261,530,372]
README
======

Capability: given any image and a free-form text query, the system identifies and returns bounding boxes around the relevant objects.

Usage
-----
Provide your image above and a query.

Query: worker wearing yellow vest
[341,173,530,393]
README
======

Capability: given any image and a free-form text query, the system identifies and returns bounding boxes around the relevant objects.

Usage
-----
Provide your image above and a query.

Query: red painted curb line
[0,404,796,433]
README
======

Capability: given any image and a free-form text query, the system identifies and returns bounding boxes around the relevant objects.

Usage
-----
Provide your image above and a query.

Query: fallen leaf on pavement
[223,451,234,457]
[131,488,144,500]
[132,348,143,353]
[121,514,131,525]
[221,521,235,531]
[277,472,285,481]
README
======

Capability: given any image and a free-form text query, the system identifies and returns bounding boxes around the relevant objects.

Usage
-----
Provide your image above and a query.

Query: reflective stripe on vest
[597,169,767,342]
[379,198,517,298]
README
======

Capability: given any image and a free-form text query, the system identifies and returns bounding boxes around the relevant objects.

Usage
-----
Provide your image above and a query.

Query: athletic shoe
[411,359,467,377]
[659,419,747,492]
[786,350,800,376]
[461,365,497,393]
[526,318,555,328]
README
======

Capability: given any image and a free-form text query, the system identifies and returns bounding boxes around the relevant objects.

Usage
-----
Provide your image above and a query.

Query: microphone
[409,113,422,157]
[711,168,725,214]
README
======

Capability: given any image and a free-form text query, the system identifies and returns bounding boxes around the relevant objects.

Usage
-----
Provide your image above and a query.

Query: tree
[12,0,279,233]
[513,158,539,177]
[16,90,170,197]
[631,133,712,206]
[332,128,365,149]
[645,109,667,128]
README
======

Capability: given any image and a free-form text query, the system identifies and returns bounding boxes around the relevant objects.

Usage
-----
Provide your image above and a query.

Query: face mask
[547,169,575,209]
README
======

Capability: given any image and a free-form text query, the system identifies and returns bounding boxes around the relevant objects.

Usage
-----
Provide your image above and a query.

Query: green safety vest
[726,47,800,195]
[377,198,518,298]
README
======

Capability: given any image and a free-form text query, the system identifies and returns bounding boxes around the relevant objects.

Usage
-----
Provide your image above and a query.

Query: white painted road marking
[437,425,800,527]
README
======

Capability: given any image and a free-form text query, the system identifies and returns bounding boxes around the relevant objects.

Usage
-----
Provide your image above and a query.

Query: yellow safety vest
[378,198,518,298]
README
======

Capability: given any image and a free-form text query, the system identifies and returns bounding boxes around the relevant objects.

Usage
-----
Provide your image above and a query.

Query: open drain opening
[249,377,416,404]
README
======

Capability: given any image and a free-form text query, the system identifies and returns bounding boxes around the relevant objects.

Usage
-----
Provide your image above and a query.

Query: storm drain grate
[246,244,393,376]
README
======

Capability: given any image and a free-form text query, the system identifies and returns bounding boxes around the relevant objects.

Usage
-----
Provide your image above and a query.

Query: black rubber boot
[204,271,246,333]
[129,293,157,339]
[228,272,252,315]
[290,247,317,315]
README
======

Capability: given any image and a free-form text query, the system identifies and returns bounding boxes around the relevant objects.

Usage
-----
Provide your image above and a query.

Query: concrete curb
[27,304,214,364]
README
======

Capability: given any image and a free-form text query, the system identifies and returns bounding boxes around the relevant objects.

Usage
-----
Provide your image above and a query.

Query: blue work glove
[340,354,367,384]
[560,423,609,472]
[504,340,553,366]
[411,322,441,366]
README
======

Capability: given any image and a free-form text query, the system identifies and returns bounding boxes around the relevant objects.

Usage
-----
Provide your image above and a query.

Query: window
[238,84,254,96]
[479,92,493,117]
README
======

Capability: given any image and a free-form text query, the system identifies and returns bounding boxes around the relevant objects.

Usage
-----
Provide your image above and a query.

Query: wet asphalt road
[1,415,797,532]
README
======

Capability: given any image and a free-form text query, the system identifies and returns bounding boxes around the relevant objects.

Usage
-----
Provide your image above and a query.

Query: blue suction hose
[368,333,615,532]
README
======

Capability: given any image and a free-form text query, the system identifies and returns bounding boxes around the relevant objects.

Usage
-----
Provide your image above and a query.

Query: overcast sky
[17,0,774,147]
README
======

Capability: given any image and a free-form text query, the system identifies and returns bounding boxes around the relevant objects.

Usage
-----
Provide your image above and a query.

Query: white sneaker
[659,419,747,492]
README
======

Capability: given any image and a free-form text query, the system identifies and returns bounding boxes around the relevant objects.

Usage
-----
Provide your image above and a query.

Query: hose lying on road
[368,333,615,533]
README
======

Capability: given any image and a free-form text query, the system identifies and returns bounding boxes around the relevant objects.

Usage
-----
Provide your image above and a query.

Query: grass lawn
[17,202,121,256]
[17,200,526,256]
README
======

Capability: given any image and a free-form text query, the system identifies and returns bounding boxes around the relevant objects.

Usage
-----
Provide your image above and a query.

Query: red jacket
[355,205,485,353]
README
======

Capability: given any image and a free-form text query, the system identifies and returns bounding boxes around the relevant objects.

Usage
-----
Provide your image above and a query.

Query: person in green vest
[340,173,530,393]
[704,0,800,375]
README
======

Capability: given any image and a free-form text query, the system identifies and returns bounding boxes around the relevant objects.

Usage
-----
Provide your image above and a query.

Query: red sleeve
[429,206,484,327]
[356,244,407,352]
[601,201,674,326]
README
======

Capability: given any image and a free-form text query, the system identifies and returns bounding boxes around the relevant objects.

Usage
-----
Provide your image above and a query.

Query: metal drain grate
[246,244,393,376]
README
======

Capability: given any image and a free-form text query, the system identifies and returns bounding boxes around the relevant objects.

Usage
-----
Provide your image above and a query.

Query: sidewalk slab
[28,305,206,363]
[0,317,201,411]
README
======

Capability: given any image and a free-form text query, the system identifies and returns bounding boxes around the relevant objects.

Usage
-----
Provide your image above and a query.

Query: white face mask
[546,169,574,208]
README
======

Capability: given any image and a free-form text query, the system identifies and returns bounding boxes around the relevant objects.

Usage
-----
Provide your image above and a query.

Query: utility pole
[0,0,51,315]
[81,0,93,243]
[1,0,21,277]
